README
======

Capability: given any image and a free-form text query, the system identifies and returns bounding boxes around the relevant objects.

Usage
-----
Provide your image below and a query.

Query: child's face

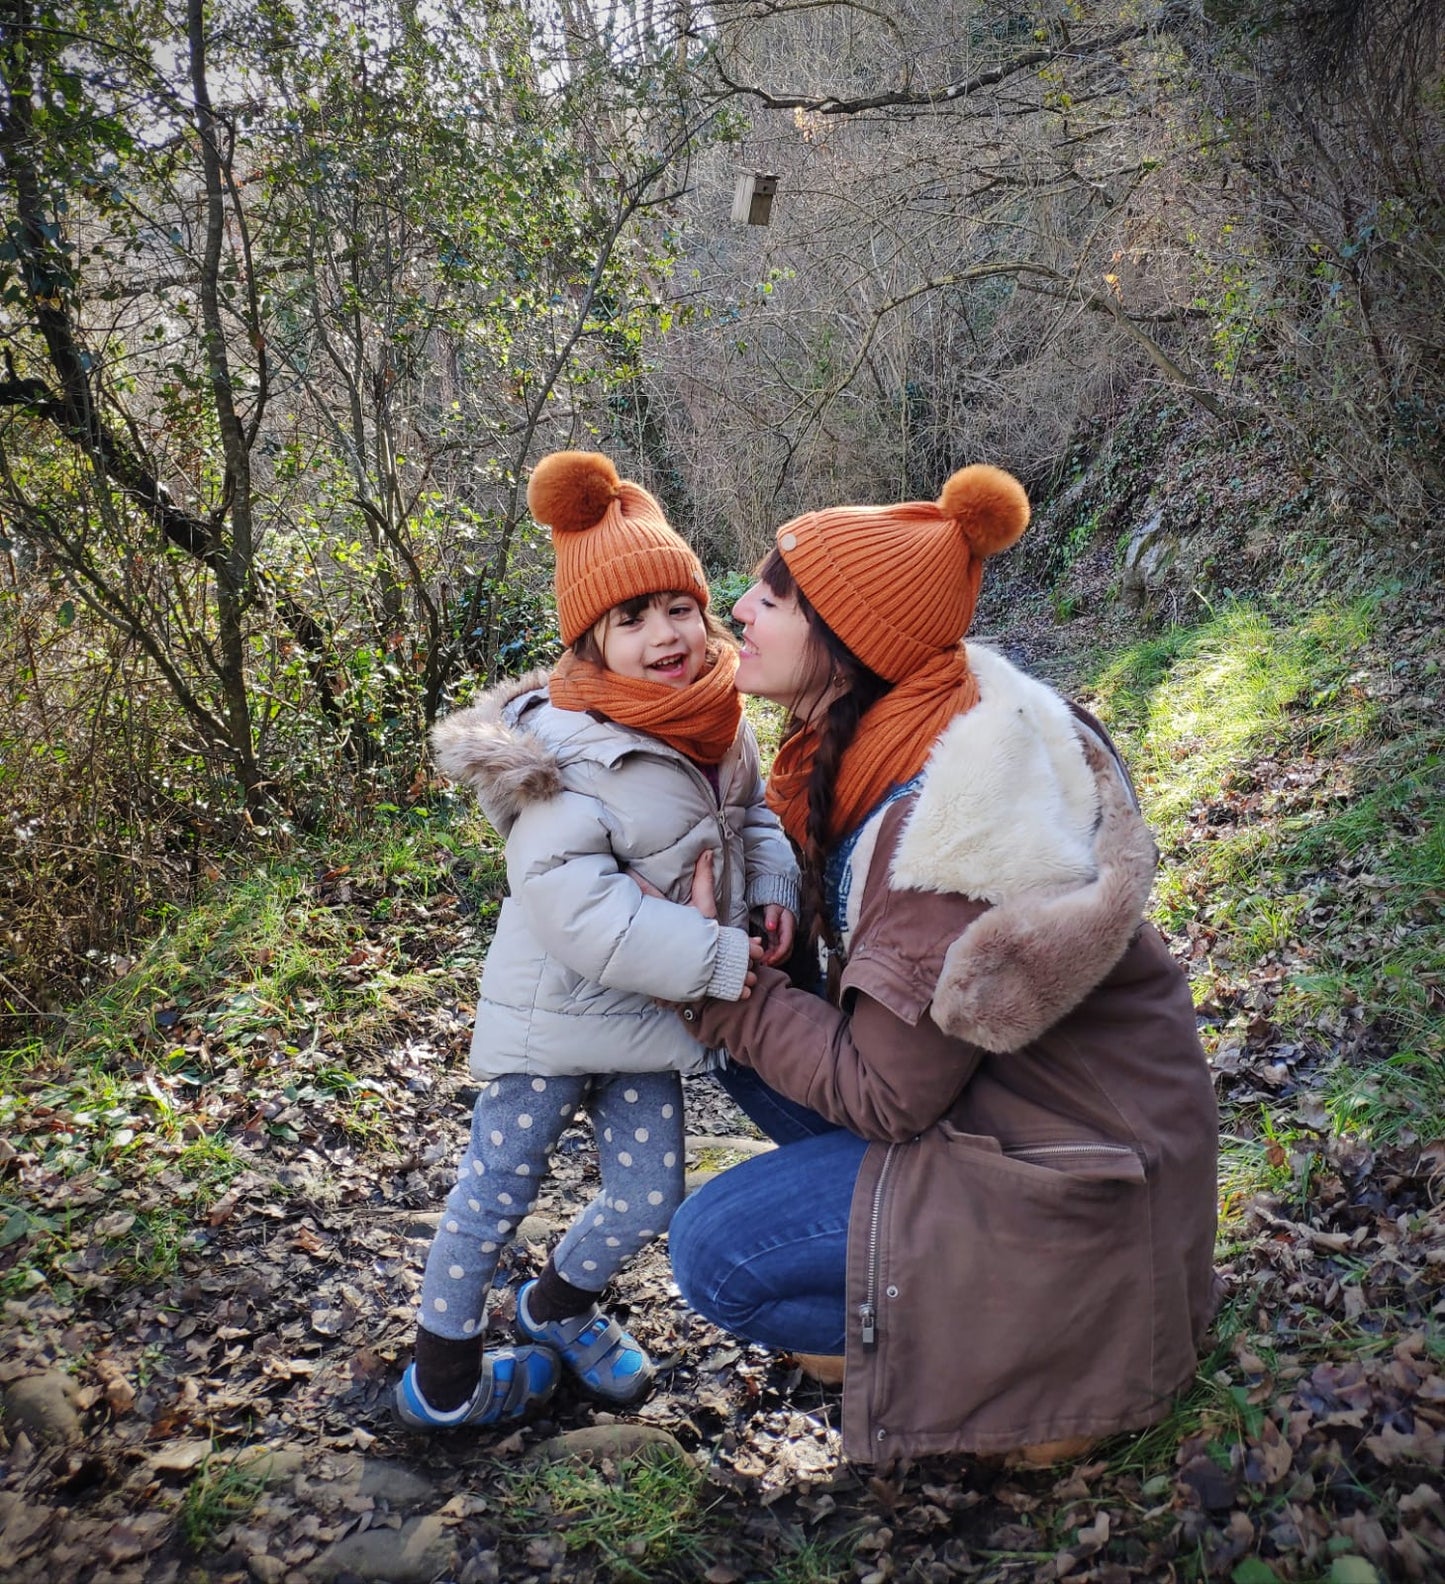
[598,593,709,689]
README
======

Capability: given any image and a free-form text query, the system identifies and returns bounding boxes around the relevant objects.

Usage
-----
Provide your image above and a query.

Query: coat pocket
[1002,1137,1147,1183]
[869,1126,1161,1448]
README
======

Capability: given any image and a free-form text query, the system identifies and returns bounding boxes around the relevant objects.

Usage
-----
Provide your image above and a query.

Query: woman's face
[732,582,831,717]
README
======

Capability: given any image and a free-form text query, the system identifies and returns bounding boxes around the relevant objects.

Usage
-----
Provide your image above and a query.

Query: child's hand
[758,904,796,966]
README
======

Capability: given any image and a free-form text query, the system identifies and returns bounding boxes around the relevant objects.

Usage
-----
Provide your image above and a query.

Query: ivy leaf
[1328,1561,1381,1584]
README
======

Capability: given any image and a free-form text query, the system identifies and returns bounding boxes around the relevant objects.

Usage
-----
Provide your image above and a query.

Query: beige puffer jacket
[432,671,799,1080]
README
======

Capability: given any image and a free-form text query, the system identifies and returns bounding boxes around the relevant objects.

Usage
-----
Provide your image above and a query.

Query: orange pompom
[526,450,621,534]
[938,464,1030,558]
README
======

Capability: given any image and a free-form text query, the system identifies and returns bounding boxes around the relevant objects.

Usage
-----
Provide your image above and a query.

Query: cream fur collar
[891,644,1102,903]
[836,646,1159,1052]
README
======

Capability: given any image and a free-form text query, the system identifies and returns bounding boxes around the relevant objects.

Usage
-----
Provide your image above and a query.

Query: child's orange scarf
[548,643,743,765]
[767,645,979,846]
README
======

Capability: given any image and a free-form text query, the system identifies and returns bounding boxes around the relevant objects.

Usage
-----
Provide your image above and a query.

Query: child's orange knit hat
[527,451,709,645]
[774,464,1031,680]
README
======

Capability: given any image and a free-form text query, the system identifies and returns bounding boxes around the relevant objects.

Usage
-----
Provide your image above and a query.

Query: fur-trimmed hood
[431,668,756,834]
[893,645,1106,903]
[430,669,564,829]
[929,722,1158,1051]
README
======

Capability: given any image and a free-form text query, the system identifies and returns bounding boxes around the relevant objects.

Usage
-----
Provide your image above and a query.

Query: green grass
[744,691,788,765]
[769,1536,857,1584]
[1091,598,1376,829]
[177,1453,278,1550]
[1326,1049,1445,1143]
[0,813,488,1299]
[504,1443,709,1582]
[498,1442,857,1583]
[1086,590,1443,1132]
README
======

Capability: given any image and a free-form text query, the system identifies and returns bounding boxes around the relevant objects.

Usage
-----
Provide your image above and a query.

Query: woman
[664,464,1220,1465]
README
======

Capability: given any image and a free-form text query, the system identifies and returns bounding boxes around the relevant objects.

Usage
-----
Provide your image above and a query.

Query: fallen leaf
[1362,1425,1444,1469]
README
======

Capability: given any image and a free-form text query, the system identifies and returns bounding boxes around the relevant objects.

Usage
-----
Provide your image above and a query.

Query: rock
[404,1208,560,1246]
[514,1212,562,1246]
[684,1134,775,1157]
[684,1134,775,1195]
[2,1372,82,1446]
[298,1453,437,1511]
[1121,509,1179,607]
[147,1438,214,1474]
[247,1552,287,1583]
[305,1513,455,1583]
[353,1460,438,1507]
[528,1424,691,1468]
[228,1445,307,1485]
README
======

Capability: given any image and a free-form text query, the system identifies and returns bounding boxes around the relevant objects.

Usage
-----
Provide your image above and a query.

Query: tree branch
[712,24,1147,115]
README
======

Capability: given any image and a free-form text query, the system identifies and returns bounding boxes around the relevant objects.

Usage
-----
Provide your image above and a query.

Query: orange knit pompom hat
[774,464,1031,681]
[526,451,710,645]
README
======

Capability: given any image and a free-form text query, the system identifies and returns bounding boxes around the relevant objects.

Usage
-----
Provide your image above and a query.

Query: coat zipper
[860,1141,900,1349]
[677,757,732,920]
[1005,1140,1139,1162]
[625,734,736,920]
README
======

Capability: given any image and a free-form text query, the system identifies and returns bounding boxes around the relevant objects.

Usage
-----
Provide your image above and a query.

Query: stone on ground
[304,1512,455,1583]
[528,1423,690,1467]
[2,1372,81,1446]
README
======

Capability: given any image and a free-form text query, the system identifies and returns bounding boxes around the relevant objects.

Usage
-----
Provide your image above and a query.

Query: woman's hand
[682,851,776,976]
[628,850,716,915]
[628,852,761,1003]
[686,853,793,964]
[683,848,718,918]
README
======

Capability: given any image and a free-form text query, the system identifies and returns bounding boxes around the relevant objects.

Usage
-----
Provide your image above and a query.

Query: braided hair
[756,549,890,952]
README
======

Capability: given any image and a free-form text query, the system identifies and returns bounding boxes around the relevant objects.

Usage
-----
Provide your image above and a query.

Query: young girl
[396,450,798,1430]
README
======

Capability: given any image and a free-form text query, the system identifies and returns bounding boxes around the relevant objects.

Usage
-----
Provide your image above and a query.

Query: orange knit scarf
[767,644,979,847]
[548,643,743,764]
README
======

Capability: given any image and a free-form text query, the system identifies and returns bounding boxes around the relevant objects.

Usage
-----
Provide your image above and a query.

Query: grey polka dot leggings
[417,1070,686,1341]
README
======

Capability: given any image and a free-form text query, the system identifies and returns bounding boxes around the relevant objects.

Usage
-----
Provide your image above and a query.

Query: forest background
[1,2,1442,1582]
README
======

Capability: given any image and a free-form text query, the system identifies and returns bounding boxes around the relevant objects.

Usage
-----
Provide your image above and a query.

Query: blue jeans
[669,1063,867,1354]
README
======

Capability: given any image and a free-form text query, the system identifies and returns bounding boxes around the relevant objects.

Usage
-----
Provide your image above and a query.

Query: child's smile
[599,594,709,689]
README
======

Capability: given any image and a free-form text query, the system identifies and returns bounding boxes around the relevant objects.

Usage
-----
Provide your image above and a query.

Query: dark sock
[527,1259,603,1324]
[413,1327,484,1412]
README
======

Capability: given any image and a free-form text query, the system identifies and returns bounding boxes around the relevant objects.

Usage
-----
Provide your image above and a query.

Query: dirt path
[6,997,1442,1584]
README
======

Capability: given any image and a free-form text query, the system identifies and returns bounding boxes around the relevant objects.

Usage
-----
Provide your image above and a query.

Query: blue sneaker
[515,1280,655,1407]
[394,1344,560,1431]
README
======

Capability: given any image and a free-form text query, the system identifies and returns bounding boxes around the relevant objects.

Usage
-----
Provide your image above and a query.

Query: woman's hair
[572,590,734,667]
[756,549,891,950]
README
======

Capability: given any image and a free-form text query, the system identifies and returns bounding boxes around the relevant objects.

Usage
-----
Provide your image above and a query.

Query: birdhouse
[731,172,778,226]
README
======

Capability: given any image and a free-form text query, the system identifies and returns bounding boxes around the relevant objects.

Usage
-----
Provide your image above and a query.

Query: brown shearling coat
[693,646,1219,1463]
